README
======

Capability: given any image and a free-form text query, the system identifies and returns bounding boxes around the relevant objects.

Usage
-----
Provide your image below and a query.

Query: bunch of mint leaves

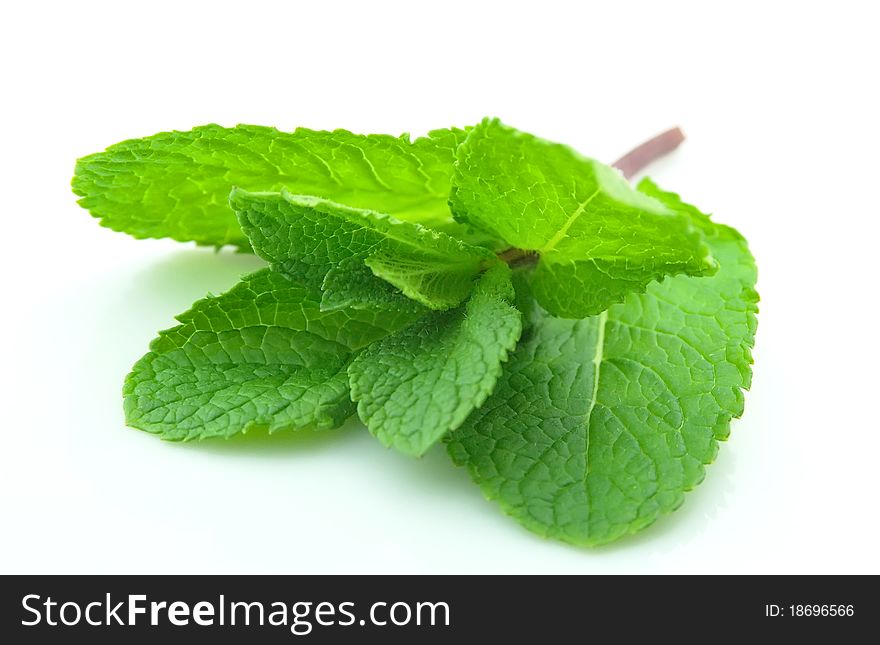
[72,118,758,546]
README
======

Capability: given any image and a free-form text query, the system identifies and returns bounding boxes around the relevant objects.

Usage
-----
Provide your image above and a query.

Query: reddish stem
[496,247,538,267]
[611,126,685,179]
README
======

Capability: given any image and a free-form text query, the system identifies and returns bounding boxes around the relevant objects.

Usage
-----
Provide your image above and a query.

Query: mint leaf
[348,264,522,456]
[232,189,495,311]
[74,117,760,547]
[447,185,758,545]
[124,269,419,440]
[451,118,717,317]
[73,124,479,248]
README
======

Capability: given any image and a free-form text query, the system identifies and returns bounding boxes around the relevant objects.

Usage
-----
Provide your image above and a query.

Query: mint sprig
[73,119,758,546]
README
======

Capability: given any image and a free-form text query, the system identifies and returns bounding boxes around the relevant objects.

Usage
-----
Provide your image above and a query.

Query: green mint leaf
[447,185,758,545]
[348,264,522,456]
[231,189,495,311]
[636,176,718,236]
[450,118,717,317]
[73,124,478,248]
[124,268,419,440]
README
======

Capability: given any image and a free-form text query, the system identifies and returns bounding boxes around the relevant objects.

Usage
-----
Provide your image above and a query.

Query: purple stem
[612,126,685,179]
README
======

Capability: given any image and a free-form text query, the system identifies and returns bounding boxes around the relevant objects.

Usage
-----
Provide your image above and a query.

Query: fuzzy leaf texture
[124,269,419,440]
[451,119,717,317]
[73,124,482,248]
[446,180,758,545]
[348,264,522,456]
[232,189,495,311]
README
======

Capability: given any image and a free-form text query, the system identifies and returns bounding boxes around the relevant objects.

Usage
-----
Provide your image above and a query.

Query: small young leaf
[73,124,479,248]
[348,264,522,457]
[231,189,495,311]
[451,118,717,317]
[124,269,419,440]
[447,184,758,545]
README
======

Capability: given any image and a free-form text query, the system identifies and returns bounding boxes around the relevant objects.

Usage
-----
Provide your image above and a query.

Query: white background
[2,0,878,574]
